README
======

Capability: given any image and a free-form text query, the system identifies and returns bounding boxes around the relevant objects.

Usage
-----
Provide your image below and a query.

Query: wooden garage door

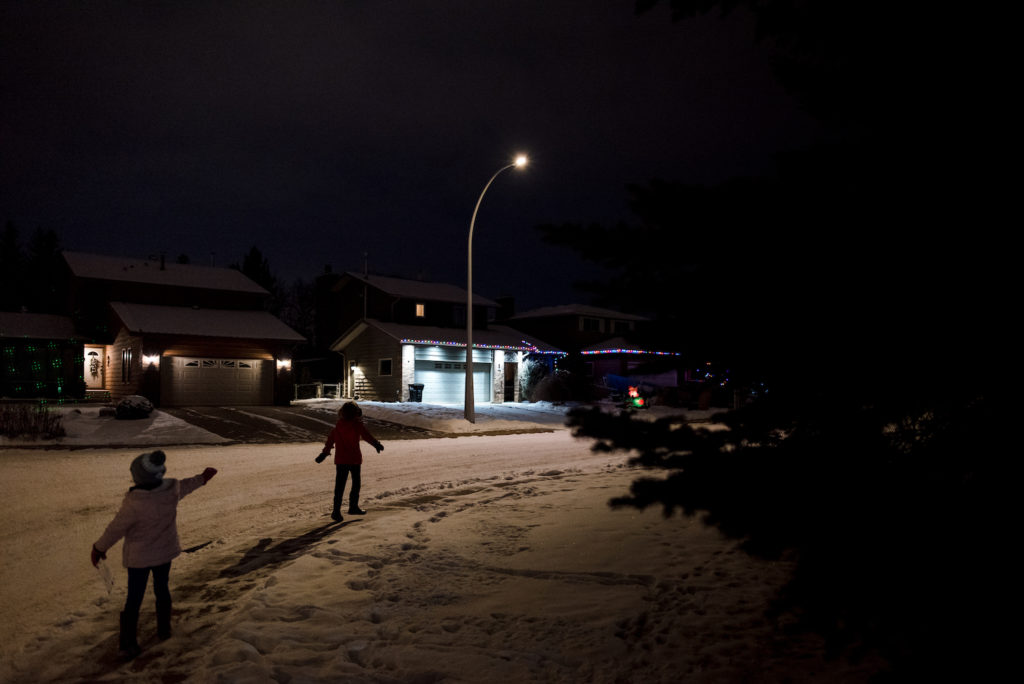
[162,357,270,406]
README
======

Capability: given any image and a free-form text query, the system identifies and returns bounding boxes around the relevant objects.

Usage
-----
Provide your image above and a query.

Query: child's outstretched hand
[374,442,384,453]
[315,452,328,463]
[91,545,106,568]
[202,467,217,482]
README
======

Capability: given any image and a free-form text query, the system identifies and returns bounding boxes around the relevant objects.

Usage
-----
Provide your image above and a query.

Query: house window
[612,320,633,333]
[581,317,602,332]
[121,347,133,383]
[379,358,393,376]
[415,303,426,318]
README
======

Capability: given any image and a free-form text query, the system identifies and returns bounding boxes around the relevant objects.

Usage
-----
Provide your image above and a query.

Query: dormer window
[415,303,426,318]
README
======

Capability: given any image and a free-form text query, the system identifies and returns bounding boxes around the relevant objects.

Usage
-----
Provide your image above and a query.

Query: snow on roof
[0,312,79,340]
[509,303,649,322]
[333,319,562,353]
[341,272,498,307]
[581,336,680,355]
[63,251,268,295]
[110,302,305,342]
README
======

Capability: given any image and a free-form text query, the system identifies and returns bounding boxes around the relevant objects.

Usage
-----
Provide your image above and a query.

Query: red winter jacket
[322,418,381,465]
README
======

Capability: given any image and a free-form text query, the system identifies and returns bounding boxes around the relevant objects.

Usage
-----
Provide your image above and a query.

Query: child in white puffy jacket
[91,449,217,660]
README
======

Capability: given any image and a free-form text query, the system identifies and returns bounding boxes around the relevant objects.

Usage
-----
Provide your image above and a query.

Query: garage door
[414,360,491,404]
[162,357,270,406]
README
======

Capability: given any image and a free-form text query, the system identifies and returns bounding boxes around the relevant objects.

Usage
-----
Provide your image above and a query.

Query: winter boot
[348,494,366,515]
[118,611,142,660]
[156,598,172,640]
[330,508,343,522]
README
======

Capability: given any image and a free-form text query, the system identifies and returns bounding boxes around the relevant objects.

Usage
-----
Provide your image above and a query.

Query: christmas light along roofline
[399,338,566,355]
[580,348,681,356]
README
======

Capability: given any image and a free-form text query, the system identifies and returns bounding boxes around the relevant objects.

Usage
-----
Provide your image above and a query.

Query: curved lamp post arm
[466,156,527,423]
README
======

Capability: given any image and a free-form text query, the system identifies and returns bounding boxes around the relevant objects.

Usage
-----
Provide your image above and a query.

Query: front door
[84,346,105,390]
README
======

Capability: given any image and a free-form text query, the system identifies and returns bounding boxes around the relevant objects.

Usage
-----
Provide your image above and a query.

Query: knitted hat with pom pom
[130,450,166,487]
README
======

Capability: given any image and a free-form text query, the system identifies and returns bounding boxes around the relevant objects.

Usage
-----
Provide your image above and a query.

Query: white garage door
[414,360,491,404]
[162,357,269,406]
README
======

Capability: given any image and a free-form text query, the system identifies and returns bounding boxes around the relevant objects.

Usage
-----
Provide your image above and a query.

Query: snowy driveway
[161,405,443,444]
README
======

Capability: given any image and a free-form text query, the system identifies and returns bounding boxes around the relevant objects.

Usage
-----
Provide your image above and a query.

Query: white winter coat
[94,475,206,568]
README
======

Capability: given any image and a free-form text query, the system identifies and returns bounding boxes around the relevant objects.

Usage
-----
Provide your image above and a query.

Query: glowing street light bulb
[514,154,528,168]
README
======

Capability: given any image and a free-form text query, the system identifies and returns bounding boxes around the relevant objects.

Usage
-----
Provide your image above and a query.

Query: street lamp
[465,154,528,422]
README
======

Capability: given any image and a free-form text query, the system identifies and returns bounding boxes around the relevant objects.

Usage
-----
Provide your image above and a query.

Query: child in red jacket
[316,401,383,521]
[91,449,217,660]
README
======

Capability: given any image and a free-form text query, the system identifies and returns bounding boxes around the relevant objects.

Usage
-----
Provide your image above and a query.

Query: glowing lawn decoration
[628,386,647,409]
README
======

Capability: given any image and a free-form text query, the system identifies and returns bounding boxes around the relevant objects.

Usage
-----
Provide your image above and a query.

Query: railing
[293,382,343,400]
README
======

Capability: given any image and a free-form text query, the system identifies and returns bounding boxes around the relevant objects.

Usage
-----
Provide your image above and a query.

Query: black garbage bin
[408,383,424,402]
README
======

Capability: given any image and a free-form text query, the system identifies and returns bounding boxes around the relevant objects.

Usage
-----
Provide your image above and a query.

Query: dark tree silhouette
[1,223,66,314]
[0,221,25,311]
[547,2,1009,677]
[231,245,285,316]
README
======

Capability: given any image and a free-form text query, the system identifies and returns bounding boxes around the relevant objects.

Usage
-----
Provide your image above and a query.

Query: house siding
[108,329,147,403]
[346,327,402,401]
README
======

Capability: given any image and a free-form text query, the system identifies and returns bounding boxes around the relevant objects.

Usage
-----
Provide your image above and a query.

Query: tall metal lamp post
[465,154,528,423]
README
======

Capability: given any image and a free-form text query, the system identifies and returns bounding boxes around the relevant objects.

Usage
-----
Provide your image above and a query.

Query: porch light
[276,358,292,371]
[142,354,161,368]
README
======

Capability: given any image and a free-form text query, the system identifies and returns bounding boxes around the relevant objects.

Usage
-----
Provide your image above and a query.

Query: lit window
[415,303,426,318]
[121,347,133,383]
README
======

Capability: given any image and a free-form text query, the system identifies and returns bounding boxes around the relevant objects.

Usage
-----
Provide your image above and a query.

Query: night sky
[1,1,822,311]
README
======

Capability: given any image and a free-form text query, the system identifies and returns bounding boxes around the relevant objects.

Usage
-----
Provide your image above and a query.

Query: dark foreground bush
[569,378,1007,679]
[0,403,66,439]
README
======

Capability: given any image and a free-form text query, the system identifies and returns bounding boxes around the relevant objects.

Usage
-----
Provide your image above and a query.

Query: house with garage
[505,304,682,395]
[63,252,305,406]
[327,272,562,404]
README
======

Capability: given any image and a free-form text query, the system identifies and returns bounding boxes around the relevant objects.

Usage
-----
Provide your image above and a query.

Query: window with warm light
[415,303,425,318]
[121,347,133,383]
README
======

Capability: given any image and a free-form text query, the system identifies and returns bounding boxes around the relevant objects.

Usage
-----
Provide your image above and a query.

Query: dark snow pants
[125,562,171,629]
[333,464,361,513]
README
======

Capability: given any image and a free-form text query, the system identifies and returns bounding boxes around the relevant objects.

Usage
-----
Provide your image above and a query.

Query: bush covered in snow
[115,395,154,419]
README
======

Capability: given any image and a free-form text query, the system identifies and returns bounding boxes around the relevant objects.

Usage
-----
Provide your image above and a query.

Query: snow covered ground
[0,401,885,682]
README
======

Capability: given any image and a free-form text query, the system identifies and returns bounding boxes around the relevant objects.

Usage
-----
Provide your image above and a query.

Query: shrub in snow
[519,359,549,401]
[115,395,154,419]
[0,403,65,439]
[532,370,571,402]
